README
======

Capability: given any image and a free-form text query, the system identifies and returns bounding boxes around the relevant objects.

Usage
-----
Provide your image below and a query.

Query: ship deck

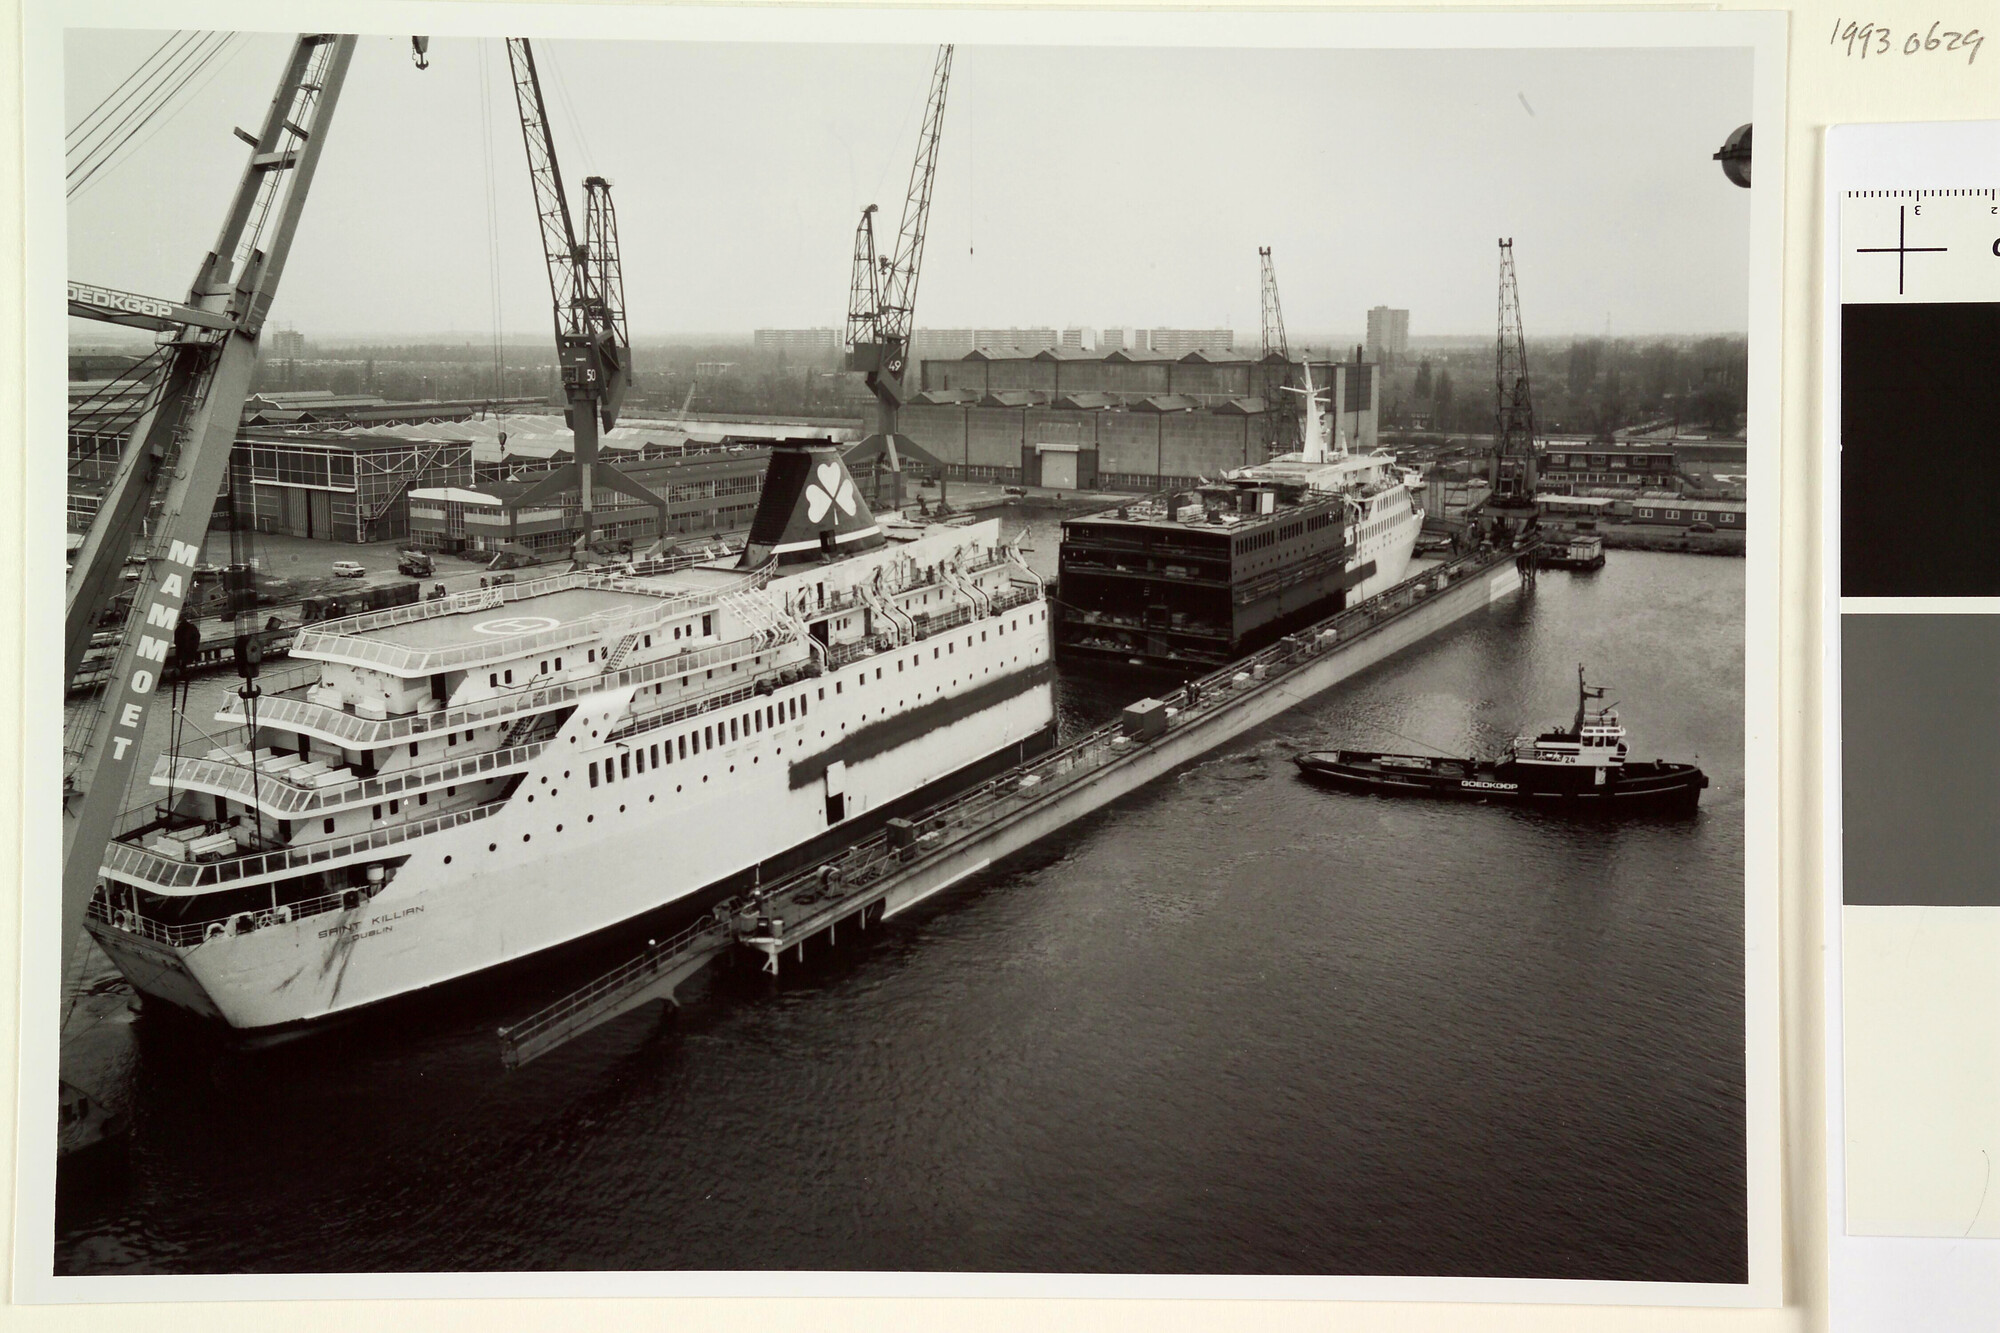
[348,587,661,653]
[291,563,763,676]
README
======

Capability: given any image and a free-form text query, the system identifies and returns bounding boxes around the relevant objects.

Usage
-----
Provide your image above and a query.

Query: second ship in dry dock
[1055,363,1422,671]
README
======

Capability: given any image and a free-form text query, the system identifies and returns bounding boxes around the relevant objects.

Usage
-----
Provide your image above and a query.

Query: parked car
[330,560,366,578]
[1688,521,1716,534]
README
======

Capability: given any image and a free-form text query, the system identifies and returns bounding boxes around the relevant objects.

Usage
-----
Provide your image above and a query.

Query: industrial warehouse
[900,346,1379,489]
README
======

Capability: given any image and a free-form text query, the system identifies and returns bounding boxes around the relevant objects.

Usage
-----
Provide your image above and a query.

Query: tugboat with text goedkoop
[1293,666,1708,813]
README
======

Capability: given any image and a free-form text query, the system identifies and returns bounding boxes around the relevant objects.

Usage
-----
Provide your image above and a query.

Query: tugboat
[1293,666,1708,812]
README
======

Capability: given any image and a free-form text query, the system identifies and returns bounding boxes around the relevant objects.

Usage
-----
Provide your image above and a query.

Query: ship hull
[1293,750,1707,813]
[88,716,1057,1037]
[91,620,1059,1031]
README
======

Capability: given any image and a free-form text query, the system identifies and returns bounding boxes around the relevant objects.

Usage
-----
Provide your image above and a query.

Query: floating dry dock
[497,542,1538,1068]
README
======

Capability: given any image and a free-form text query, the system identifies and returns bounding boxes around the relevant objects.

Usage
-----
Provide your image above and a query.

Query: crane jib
[103,540,204,760]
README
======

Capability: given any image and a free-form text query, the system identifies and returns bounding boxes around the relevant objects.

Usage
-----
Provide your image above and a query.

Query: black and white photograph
[19,2,1784,1306]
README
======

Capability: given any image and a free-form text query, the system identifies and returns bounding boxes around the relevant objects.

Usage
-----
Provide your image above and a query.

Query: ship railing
[100,798,510,891]
[296,597,692,676]
[606,681,763,745]
[218,629,795,746]
[293,567,770,676]
[150,739,554,816]
[88,882,376,950]
[306,561,757,642]
[821,639,878,671]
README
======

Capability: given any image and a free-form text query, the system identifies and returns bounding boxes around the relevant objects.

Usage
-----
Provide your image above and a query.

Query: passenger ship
[86,442,1056,1031]
[1224,359,1423,603]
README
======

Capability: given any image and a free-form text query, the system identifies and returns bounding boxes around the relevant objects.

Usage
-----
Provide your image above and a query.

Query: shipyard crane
[59,33,362,1138]
[1258,246,1298,457]
[843,45,954,513]
[1480,238,1541,539]
[500,38,664,559]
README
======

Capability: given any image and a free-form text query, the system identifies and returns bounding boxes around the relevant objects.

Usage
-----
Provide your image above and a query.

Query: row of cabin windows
[485,616,716,690]
[580,608,1042,789]
[318,784,460,835]
[842,619,1020,692]
[589,694,807,787]
[577,608,1045,790]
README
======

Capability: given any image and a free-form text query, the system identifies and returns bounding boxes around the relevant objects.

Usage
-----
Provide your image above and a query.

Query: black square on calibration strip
[1840,302,2000,597]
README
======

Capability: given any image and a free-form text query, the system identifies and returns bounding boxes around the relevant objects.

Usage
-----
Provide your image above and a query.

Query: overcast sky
[64,33,1753,341]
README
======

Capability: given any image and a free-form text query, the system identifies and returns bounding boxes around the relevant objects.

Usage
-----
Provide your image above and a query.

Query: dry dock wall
[881,557,1525,919]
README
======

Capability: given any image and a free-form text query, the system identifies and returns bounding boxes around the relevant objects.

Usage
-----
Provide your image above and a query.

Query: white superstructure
[86,448,1055,1031]
[1226,361,1424,599]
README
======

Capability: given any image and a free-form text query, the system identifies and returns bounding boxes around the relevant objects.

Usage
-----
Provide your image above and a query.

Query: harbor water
[57,521,1746,1282]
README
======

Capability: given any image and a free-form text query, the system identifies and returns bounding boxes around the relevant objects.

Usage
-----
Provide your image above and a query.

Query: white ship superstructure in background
[1228,360,1423,600]
[86,442,1055,1030]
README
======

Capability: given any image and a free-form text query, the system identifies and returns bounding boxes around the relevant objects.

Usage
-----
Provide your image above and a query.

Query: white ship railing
[101,798,510,891]
[151,738,554,816]
[293,565,771,676]
[89,883,374,950]
[221,628,801,747]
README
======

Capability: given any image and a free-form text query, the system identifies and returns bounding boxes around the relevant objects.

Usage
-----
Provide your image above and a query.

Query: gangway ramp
[497,915,732,1069]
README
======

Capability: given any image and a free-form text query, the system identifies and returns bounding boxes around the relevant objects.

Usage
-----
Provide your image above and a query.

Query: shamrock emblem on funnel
[805,462,859,524]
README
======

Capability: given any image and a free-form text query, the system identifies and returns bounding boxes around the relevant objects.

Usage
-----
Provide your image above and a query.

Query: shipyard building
[899,348,1379,492]
[406,450,770,555]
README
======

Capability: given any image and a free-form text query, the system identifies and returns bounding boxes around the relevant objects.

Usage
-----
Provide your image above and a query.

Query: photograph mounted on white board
[33,7,1781,1300]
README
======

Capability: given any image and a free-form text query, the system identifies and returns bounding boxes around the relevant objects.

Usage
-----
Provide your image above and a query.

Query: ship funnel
[739,439,885,568]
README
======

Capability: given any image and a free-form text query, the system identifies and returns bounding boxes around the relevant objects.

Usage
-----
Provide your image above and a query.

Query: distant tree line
[1387,336,1748,438]
[246,339,869,420]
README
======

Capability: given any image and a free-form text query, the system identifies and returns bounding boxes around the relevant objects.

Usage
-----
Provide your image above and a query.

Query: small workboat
[1294,666,1708,813]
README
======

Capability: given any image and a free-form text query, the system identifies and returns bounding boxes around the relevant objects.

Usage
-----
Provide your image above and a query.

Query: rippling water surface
[58,522,1745,1282]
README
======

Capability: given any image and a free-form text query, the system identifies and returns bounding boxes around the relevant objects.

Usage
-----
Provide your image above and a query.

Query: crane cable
[65,29,190,154]
[478,40,507,403]
[67,31,223,187]
[539,47,597,179]
[68,32,244,201]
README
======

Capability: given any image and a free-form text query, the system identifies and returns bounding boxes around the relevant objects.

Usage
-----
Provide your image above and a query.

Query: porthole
[648,795,654,802]
[488,843,497,851]
[556,824,563,832]
[443,855,452,865]
[587,814,595,823]
[523,834,531,843]
[620,805,626,813]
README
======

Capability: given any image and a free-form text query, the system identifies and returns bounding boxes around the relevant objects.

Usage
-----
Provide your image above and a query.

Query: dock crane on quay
[57,33,369,1158]
[842,45,955,514]
[1257,245,1301,458]
[499,37,665,562]
[1472,238,1542,542]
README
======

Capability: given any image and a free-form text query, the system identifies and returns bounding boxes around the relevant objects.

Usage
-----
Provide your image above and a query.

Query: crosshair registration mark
[1856,204,1947,295]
